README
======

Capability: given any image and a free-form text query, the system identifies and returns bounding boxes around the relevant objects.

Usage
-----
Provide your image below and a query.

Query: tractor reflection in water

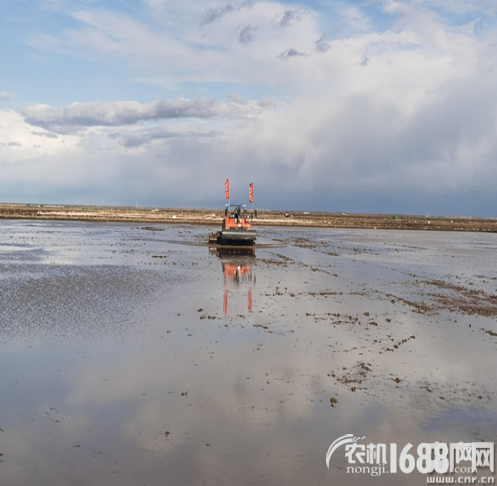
[213,247,255,316]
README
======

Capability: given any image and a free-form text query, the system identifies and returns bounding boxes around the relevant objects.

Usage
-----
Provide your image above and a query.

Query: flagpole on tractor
[225,179,230,213]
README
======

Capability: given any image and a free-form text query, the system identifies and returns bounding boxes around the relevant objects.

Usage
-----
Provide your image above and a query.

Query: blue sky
[1,0,497,215]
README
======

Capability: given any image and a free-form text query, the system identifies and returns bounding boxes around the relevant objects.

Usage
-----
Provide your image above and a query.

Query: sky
[1,0,497,215]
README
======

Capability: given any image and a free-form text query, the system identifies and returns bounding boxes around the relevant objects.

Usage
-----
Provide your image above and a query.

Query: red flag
[225,179,230,200]
[249,183,254,204]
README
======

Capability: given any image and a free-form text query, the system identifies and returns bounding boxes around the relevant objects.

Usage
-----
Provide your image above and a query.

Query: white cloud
[315,34,330,52]
[408,0,497,16]
[0,91,12,100]
[278,47,307,59]
[239,24,257,44]
[26,2,324,90]
[3,0,497,213]
[200,3,236,25]
[339,5,371,32]
[20,98,266,133]
[277,9,307,28]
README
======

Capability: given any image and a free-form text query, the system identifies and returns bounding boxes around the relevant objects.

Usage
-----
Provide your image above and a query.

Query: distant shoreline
[0,203,496,233]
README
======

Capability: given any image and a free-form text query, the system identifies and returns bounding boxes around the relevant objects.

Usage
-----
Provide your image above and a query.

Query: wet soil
[0,222,495,485]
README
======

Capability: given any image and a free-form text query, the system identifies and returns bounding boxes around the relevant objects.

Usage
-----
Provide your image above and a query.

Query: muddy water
[0,221,496,485]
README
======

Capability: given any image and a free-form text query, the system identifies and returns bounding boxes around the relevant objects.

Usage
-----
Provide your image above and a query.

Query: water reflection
[212,247,255,315]
[1,222,496,486]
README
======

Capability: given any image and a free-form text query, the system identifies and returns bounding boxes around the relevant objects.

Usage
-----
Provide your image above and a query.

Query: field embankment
[0,203,495,232]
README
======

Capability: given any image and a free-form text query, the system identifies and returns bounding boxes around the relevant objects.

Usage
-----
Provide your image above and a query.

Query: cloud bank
[20,98,261,133]
[1,0,497,215]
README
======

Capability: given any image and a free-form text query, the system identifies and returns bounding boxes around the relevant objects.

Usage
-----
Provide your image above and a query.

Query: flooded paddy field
[0,221,496,485]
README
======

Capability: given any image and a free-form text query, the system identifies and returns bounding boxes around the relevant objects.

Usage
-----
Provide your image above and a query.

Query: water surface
[0,221,496,485]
